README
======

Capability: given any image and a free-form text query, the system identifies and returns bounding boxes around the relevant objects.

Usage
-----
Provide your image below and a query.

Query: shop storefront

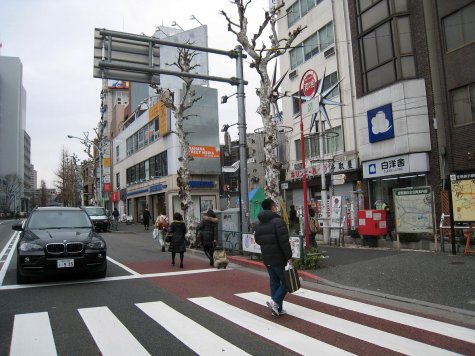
[362,152,430,210]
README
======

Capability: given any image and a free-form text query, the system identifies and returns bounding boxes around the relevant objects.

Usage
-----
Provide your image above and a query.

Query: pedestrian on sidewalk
[385,205,395,241]
[289,205,299,234]
[155,213,169,252]
[308,207,318,248]
[143,206,151,230]
[254,198,293,316]
[167,212,187,268]
[197,209,218,266]
[112,208,120,230]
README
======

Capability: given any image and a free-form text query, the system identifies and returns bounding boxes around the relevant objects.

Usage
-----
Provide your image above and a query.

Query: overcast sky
[0,0,273,188]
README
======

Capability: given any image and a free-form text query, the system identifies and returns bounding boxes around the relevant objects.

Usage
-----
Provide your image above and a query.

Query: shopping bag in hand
[284,262,301,293]
[152,228,159,240]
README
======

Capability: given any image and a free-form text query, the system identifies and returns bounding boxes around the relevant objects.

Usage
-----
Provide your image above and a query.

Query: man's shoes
[279,309,287,315]
[266,300,279,316]
[180,263,184,268]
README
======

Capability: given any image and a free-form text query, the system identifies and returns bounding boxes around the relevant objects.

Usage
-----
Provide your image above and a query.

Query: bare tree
[40,180,48,207]
[55,148,81,207]
[221,0,305,204]
[154,47,202,245]
[0,174,23,213]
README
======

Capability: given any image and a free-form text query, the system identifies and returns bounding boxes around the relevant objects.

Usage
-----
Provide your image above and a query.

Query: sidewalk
[111,223,475,314]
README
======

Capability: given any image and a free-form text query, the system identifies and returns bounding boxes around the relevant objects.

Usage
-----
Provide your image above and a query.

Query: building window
[287,1,301,27]
[116,173,120,189]
[290,22,334,69]
[444,2,475,52]
[357,0,414,93]
[322,71,339,98]
[325,126,343,154]
[451,83,475,126]
[287,0,323,27]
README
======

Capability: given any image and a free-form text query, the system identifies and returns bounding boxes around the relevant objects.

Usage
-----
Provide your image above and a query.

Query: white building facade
[109,26,220,223]
[275,0,360,226]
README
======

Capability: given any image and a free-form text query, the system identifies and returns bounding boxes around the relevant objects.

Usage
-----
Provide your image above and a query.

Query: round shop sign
[302,72,318,97]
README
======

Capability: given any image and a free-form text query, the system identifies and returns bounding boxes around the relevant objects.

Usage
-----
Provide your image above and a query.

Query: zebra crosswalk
[9,288,475,355]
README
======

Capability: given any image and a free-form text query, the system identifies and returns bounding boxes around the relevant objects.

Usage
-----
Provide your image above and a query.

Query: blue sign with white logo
[367,103,394,143]
[368,163,377,175]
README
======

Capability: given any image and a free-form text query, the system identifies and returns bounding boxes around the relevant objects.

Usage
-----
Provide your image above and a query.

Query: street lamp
[171,21,184,31]
[67,134,103,207]
[190,15,203,26]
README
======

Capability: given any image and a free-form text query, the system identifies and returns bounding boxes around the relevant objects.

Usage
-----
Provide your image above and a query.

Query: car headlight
[87,239,105,249]
[19,242,43,252]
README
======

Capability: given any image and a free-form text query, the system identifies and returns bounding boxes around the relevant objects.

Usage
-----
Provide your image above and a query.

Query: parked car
[12,206,107,284]
[83,206,110,232]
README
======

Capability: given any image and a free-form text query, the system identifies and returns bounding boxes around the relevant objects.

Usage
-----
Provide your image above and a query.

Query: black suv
[83,206,110,232]
[12,206,107,283]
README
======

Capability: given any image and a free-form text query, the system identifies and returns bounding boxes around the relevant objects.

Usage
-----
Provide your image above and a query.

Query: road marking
[238,292,459,356]
[137,301,250,355]
[78,306,150,356]
[10,312,57,356]
[107,256,141,275]
[293,288,475,344]
[0,231,19,285]
[0,267,229,291]
[190,296,354,355]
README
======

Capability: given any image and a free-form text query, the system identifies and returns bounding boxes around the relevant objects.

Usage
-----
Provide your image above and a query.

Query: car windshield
[85,207,106,216]
[27,211,92,229]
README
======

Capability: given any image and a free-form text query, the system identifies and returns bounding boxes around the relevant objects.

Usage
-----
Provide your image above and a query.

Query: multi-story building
[424,0,475,213]
[275,0,360,228]
[0,56,27,213]
[23,132,32,211]
[109,25,221,223]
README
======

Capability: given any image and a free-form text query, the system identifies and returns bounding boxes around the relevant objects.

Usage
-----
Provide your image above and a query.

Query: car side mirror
[12,223,23,231]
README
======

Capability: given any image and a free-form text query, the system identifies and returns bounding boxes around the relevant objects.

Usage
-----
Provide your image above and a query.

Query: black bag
[165,233,172,243]
[284,262,301,293]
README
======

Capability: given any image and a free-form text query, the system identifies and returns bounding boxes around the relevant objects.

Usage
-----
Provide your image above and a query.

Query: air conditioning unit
[289,70,298,80]
[324,46,335,58]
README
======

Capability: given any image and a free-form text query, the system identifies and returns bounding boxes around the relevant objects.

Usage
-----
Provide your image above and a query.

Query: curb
[227,255,321,282]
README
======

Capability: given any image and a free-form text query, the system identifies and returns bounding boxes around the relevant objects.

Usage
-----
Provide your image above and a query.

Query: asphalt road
[0,220,474,355]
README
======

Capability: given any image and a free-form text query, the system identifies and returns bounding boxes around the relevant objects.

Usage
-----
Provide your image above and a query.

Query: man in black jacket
[254,198,293,316]
[197,209,218,266]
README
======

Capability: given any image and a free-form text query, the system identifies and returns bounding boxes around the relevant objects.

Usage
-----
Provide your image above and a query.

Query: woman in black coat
[197,209,218,266]
[167,212,187,268]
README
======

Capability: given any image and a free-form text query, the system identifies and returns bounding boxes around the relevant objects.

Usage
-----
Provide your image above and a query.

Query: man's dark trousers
[266,264,287,312]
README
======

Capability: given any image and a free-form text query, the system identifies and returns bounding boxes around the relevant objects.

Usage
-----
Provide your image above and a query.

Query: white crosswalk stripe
[293,288,475,343]
[189,296,354,355]
[10,312,57,356]
[8,291,475,355]
[237,291,460,356]
[137,301,251,355]
[78,306,150,356]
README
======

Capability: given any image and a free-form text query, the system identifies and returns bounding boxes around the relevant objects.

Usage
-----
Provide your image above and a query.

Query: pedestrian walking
[288,205,299,234]
[167,212,187,268]
[143,206,151,230]
[155,213,169,252]
[385,205,395,241]
[112,208,120,230]
[197,209,218,266]
[308,207,318,248]
[254,198,293,316]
